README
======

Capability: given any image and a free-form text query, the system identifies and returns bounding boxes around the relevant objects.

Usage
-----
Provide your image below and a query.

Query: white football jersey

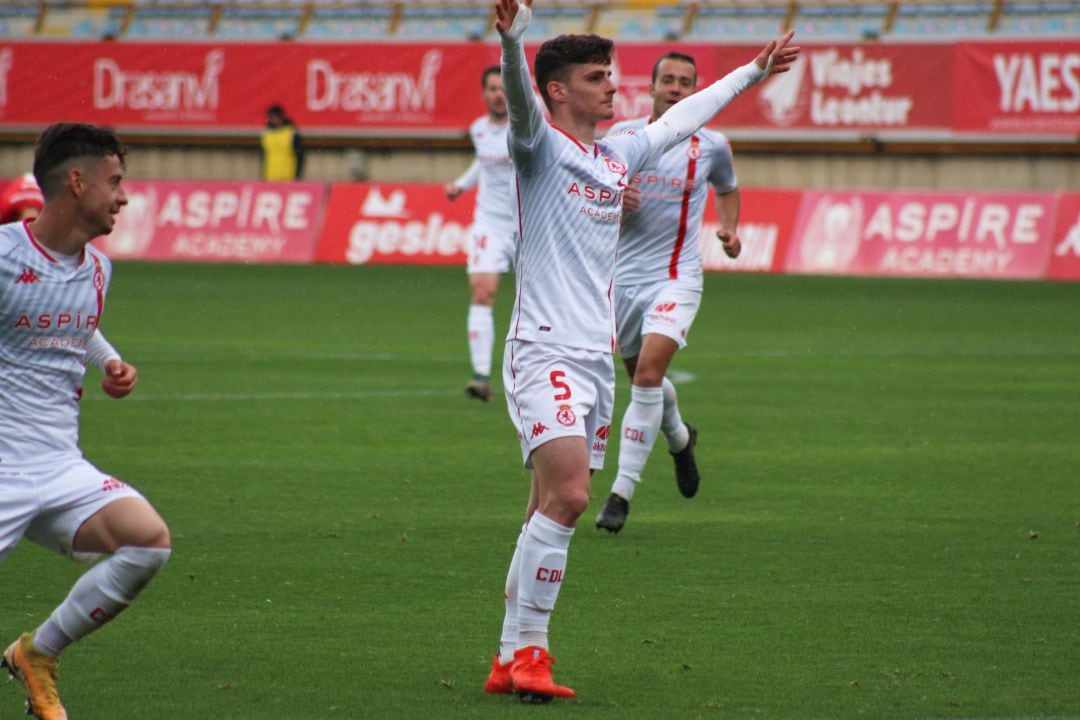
[0,221,112,464]
[458,115,516,237]
[609,117,736,285]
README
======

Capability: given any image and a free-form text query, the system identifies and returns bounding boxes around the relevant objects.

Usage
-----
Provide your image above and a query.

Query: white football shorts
[0,454,145,563]
[466,220,517,275]
[615,277,704,359]
[503,340,615,470]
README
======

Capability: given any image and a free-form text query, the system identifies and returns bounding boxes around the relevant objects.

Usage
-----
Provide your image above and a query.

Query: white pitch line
[83,388,459,403]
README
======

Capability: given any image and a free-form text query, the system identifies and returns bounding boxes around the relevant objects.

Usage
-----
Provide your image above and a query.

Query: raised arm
[495,0,546,166]
[646,31,801,152]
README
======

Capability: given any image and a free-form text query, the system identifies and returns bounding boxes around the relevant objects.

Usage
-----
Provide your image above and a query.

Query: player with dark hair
[483,0,799,701]
[445,66,515,401]
[595,50,744,533]
[1,123,171,720]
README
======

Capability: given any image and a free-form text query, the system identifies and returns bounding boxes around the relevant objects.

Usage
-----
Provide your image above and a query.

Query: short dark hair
[481,65,501,88]
[33,123,126,200]
[534,34,614,109]
[651,51,697,85]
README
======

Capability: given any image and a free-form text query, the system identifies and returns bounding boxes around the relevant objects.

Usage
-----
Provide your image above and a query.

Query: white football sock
[516,512,573,651]
[467,304,494,378]
[661,376,690,452]
[611,385,664,501]
[498,524,527,664]
[34,546,170,657]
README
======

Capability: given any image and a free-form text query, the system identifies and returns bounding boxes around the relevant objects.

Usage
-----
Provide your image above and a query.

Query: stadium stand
[2,0,1076,42]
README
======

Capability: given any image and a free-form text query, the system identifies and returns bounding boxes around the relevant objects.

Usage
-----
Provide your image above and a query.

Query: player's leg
[467,271,500,401]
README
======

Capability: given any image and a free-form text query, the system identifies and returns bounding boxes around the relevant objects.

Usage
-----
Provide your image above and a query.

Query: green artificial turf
[2,264,1077,719]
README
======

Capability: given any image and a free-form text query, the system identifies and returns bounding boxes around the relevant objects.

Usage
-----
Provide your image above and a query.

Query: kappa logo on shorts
[102,477,128,492]
[556,404,576,427]
[14,268,40,285]
[531,422,548,439]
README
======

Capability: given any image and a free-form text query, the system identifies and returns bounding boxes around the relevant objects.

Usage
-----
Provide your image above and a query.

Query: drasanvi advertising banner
[96,180,327,263]
[0,40,1075,136]
[784,190,1057,279]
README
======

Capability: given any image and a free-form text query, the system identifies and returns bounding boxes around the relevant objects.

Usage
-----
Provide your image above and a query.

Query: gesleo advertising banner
[699,188,802,273]
[97,180,326,263]
[1047,193,1080,281]
[784,190,1057,280]
[315,182,474,265]
[954,41,1080,135]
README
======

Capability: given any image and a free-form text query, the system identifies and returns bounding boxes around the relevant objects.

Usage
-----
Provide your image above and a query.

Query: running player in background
[595,51,743,534]
[1,123,171,720]
[484,0,798,701]
[0,172,45,224]
[445,66,516,402]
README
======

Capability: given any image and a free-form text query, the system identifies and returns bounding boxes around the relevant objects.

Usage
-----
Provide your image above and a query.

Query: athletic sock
[611,385,664,501]
[515,512,574,651]
[34,546,171,656]
[660,376,690,452]
[498,524,527,664]
[467,304,494,378]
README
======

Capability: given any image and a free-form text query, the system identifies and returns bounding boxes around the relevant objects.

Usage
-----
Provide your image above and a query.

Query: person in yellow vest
[260,105,305,181]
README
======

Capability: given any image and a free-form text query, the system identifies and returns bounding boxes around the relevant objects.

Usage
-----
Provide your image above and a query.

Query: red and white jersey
[609,117,736,285]
[0,174,45,224]
[0,221,112,464]
[455,115,515,237]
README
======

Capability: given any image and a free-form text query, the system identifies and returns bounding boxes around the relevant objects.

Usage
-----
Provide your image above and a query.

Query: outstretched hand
[495,0,532,35]
[754,30,801,76]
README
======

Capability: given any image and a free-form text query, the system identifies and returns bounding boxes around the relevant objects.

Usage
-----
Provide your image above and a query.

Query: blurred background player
[485,0,799,702]
[595,52,743,534]
[260,104,305,181]
[1,123,171,720]
[445,66,515,402]
[0,172,45,223]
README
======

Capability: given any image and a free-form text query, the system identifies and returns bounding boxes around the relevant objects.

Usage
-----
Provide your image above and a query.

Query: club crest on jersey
[556,404,576,427]
[687,144,702,160]
[604,157,627,175]
[93,268,105,291]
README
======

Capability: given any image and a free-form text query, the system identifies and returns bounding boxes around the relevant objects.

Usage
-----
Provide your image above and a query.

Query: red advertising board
[0,40,1074,137]
[784,190,1057,280]
[699,189,802,273]
[0,42,492,135]
[95,180,326,263]
[954,41,1080,135]
[315,182,474,265]
[1047,193,1080,281]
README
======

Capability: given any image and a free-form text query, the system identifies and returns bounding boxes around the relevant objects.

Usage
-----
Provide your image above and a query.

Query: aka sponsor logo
[14,312,100,330]
[307,49,442,117]
[14,268,39,285]
[536,566,564,583]
[530,422,548,439]
[759,47,912,128]
[94,49,224,116]
[592,425,610,453]
[346,188,468,264]
[0,48,11,111]
[556,404,576,427]
[102,477,128,493]
[654,302,676,313]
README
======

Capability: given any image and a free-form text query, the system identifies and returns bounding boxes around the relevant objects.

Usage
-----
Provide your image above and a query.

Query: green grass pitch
[2,263,1078,720]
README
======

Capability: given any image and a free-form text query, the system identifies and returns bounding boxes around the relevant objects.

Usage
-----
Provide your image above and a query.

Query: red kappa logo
[530,422,548,439]
[14,268,39,284]
[556,404,576,427]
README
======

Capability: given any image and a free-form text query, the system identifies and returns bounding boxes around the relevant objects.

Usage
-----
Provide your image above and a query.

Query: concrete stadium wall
[1,143,1077,192]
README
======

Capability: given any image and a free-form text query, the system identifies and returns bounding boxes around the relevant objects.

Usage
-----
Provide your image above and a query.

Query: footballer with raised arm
[484,0,799,702]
